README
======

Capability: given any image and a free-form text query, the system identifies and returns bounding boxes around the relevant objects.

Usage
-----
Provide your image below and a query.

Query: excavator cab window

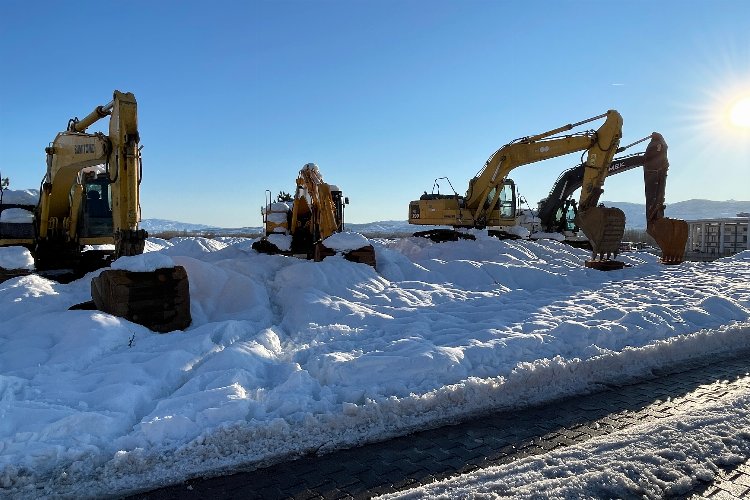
[564,199,578,232]
[80,177,113,237]
[331,190,345,232]
[498,181,516,219]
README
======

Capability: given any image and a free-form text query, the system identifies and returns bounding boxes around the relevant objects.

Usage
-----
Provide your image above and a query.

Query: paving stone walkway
[126,350,750,500]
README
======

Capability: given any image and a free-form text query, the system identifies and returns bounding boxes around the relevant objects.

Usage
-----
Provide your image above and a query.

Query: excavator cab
[79,175,113,237]
[492,180,516,219]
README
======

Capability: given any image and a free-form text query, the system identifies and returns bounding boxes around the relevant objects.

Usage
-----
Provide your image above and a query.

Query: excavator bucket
[647,217,688,264]
[576,207,626,261]
[91,266,192,333]
[314,242,377,268]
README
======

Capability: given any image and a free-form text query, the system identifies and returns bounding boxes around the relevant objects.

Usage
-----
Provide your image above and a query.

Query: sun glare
[728,96,750,128]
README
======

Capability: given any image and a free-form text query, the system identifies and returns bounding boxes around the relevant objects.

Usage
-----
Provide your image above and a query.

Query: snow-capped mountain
[604,199,750,229]
[139,219,263,235]
[141,199,750,235]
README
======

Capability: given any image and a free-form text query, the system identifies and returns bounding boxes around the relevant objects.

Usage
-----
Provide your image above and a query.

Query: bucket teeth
[576,207,626,260]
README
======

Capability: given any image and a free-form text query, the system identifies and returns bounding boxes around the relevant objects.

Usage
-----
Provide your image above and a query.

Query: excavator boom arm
[465,111,623,224]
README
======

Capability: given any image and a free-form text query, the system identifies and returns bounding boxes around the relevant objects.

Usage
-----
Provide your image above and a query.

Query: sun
[728,96,750,128]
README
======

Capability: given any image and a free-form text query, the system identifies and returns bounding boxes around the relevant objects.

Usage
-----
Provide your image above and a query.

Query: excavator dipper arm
[537,132,688,263]
[642,133,689,263]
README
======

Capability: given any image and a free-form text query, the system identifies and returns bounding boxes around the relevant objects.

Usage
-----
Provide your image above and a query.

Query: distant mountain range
[138,219,262,235]
[604,199,750,229]
[141,199,750,235]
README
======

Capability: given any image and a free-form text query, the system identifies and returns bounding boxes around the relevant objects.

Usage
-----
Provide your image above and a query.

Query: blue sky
[1,0,748,227]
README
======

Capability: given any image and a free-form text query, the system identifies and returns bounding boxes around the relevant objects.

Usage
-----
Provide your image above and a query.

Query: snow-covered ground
[1,234,749,498]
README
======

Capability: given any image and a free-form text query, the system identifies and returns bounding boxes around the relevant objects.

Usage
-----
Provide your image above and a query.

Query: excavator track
[314,242,377,268]
[412,229,477,243]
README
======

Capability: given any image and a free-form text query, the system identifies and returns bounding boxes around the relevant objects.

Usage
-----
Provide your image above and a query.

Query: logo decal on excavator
[609,161,626,173]
[74,144,96,154]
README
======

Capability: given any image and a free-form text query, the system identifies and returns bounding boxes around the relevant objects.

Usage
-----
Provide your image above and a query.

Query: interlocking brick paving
[126,350,750,500]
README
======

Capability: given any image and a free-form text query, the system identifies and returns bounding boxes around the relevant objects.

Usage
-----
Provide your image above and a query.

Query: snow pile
[0,208,33,223]
[499,224,530,239]
[266,233,292,251]
[0,246,34,270]
[111,253,176,272]
[0,236,749,498]
[529,231,566,241]
[0,189,38,205]
[323,231,370,251]
[516,209,540,225]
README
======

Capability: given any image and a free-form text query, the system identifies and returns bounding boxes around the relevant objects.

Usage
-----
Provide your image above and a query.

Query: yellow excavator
[252,163,376,267]
[1,91,190,332]
[535,132,689,263]
[0,90,148,274]
[409,110,626,268]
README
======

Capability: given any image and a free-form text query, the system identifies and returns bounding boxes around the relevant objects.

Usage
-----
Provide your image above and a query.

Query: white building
[685,214,750,258]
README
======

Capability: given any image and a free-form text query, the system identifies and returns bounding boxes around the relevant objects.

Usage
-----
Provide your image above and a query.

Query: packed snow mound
[500,225,531,239]
[0,246,34,270]
[323,231,370,251]
[0,208,33,223]
[0,188,38,205]
[516,209,541,225]
[266,233,292,251]
[1,235,749,498]
[111,253,176,272]
[162,237,228,257]
[530,231,566,241]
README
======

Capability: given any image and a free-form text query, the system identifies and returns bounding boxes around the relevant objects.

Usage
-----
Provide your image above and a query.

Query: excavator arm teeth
[576,207,626,259]
[647,217,688,265]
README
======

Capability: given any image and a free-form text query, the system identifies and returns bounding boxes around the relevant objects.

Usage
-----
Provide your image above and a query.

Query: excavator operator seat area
[81,180,113,237]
